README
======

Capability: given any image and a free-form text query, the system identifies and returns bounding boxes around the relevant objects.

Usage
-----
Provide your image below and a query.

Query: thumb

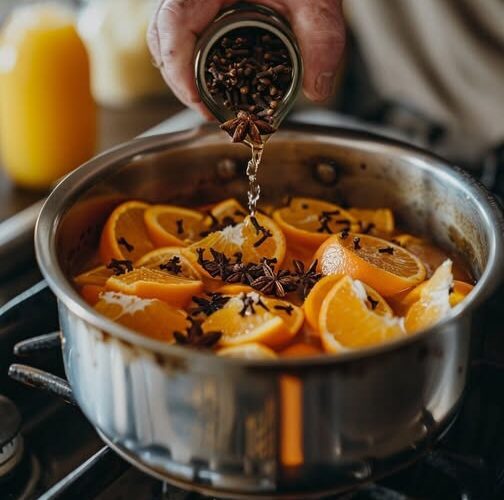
[290,0,345,101]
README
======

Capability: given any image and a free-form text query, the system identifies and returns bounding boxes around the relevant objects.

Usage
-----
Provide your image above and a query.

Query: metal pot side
[36,125,504,497]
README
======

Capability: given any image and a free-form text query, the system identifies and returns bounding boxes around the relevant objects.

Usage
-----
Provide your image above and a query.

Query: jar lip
[194,8,303,126]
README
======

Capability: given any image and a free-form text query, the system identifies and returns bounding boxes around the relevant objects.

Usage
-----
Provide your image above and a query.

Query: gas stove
[0,110,503,499]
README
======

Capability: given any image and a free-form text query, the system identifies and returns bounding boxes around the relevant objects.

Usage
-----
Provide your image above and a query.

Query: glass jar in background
[78,0,169,108]
[0,2,96,189]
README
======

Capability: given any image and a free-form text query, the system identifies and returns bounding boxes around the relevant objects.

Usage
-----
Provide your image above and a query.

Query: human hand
[147,0,345,119]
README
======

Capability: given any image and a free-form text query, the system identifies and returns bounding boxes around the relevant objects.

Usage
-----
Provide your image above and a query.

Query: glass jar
[0,2,96,189]
[194,3,303,127]
[78,0,168,107]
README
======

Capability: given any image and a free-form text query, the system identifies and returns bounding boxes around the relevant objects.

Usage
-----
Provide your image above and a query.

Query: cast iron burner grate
[3,280,504,500]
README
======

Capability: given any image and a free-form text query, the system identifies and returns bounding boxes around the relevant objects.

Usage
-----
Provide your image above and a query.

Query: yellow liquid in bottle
[0,5,96,189]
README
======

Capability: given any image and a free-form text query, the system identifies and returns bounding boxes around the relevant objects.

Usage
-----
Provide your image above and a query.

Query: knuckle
[159,0,200,20]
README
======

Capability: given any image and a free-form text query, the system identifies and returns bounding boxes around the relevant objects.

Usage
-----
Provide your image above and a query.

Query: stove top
[0,110,503,499]
[1,279,503,500]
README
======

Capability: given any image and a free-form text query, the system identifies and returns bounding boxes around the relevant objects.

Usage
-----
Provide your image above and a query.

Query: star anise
[159,256,182,275]
[173,317,222,349]
[250,261,296,298]
[225,252,255,284]
[220,111,276,144]
[107,258,133,275]
[238,292,270,316]
[191,292,230,317]
[292,259,322,298]
[196,248,230,279]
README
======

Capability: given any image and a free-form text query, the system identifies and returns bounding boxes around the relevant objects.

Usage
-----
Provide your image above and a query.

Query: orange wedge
[280,342,322,357]
[264,298,304,336]
[400,278,474,310]
[144,205,204,247]
[201,292,296,348]
[319,276,405,351]
[316,232,426,296]
[449,281,474,307]
[189,213,286,267]
[304,274,392,332]
[80,284,105,305]
[135,247,201,280]
[74,265,113,287]
[404,260,455,333]
[95,291,188,342]
[348,208,395,233]
[218,343,278,360]
[105,267,203,308]
[100,201,154,264]
[303,275,343,331]
[273,197,358,249]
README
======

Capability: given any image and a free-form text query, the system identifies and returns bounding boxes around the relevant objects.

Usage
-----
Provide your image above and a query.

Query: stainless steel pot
[35,124,503,499]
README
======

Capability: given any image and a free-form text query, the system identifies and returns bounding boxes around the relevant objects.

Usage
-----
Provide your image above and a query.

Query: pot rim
[35,123,504,369]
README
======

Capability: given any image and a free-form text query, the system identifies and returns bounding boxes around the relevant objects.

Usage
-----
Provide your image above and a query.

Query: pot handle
[8,363,76,406]
[13,331,61,356]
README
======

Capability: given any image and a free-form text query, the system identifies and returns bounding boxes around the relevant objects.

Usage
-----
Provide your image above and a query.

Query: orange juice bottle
[0,4,96,189]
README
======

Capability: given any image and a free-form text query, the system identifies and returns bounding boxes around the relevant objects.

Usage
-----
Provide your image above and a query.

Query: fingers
[289,0,345,101]
[147,0,228,115]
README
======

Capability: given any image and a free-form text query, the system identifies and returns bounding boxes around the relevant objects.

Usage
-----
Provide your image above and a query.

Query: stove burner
[0,395,23,479]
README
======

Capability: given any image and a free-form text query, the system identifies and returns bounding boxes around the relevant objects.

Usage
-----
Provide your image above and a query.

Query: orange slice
[135,247,201,280]
[404,260,455,333]
[218,343,278,360]
[316,232,426,296]
[273,197,358,249]
[319,276,405,351]
[394,234,472,282]
[258,203,276,216]
[303,274,392,332]
[394,234,449,278]
[95,291,188,342]
[400,278,474,310]
[100,201,154,264]
[280,342,322,357]
[189,213,286,267]
[204,198,247,228]
[144,205,204,247]
[217,284,254,295]
[80,284,105,305]
[201,292,296,348]
[105,267,203,308]
[348,208,395,233]
[74,265,113,287]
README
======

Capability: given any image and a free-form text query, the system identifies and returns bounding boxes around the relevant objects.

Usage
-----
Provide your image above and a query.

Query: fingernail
[314,72,337,100]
